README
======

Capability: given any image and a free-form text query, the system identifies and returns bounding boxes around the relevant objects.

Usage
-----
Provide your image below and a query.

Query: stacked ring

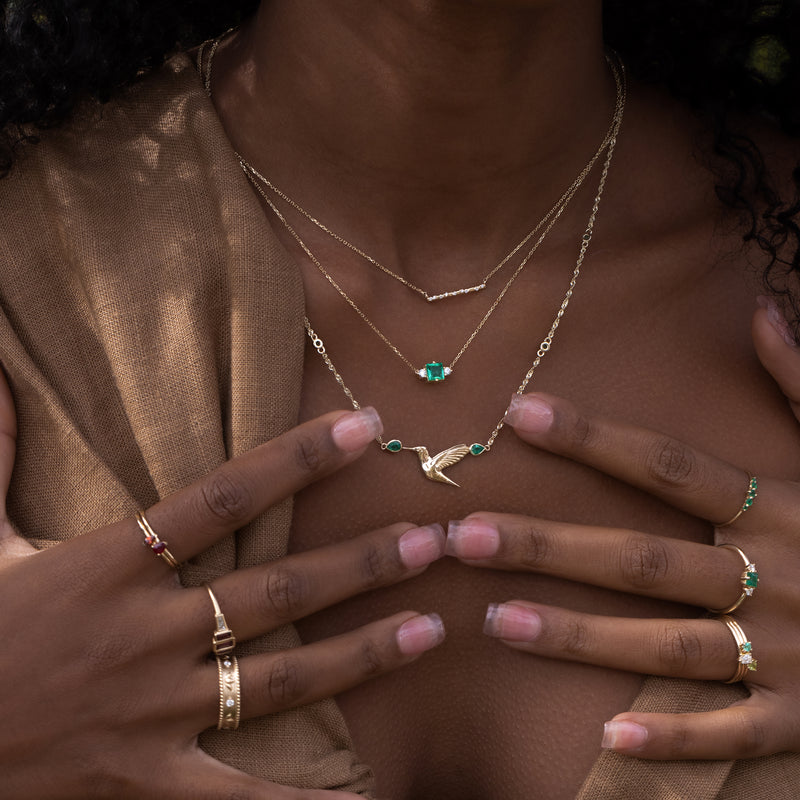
[716,475,758,528]
[135,511,178,569]
[206,586,237,656]
[719,615,758,683]
[216,654,241,730]
[706,544,759,614]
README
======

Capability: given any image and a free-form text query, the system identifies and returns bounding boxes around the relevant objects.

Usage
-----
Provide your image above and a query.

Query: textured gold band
[719,615,758,683]
[135,510,178,569]
[216,654,241,730]
[706,544,759,614]
[206,585,236,656]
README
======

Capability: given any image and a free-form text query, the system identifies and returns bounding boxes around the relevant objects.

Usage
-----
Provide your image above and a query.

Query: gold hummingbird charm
[381,438,487,486]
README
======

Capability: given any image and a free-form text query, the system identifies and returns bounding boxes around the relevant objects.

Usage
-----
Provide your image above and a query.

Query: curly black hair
[2,0,800,321]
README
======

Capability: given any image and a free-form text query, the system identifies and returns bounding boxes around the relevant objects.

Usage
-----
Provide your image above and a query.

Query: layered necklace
[200,38,626,486]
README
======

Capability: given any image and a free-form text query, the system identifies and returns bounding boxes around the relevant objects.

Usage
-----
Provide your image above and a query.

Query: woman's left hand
[446,301,800,761]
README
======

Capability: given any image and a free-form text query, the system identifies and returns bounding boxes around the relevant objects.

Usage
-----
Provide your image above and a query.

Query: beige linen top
[0,52,797,799]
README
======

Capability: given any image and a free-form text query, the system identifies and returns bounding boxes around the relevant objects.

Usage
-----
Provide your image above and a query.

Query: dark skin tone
[210,2,800,798]
[3,1,800,798]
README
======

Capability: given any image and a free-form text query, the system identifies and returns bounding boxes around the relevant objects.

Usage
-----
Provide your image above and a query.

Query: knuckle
[199,468,252,525]
[357,634,387,678]
[660,720,690,758]
[618,534,671,590]
[731,711,769,757]
[83,634,137,677]
[517,523,557,569]
[293,432,330,476]
[263,566,309,620]
[360,541,397,589]
[266,655,305,707]
[557,615,594,657]
[564,410,600,452]
[656,622,704,674]
[644,437,699,489]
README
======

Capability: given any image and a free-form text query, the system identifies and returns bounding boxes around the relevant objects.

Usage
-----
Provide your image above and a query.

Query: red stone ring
[135,510,179,569]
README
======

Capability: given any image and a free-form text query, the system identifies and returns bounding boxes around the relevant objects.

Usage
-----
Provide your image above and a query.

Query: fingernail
[483,603,542,641]
[758,295,797,347]
[398,524,446,569]
[446,520,499,559]
[504,394,554,433]
[331,407,383,452]
[601,720,649,751]
[396,613,446,656]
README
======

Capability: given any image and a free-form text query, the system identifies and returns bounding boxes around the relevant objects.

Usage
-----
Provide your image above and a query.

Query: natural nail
[601,720,649,751]
[331,407,383,452]
[758,295,797,347]
[504,394,554,433]
[396,613,446,656]
[484,603,542,641]
[446,520,500,559]
[399,524,446,569]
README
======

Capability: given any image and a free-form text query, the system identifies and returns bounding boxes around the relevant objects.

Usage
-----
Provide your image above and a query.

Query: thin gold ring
[716,475,758,528]
[216,654,241,730]
[206,585,236,656]
[706,544,759,614]
[718,615,758,683]
[135,510,178,569]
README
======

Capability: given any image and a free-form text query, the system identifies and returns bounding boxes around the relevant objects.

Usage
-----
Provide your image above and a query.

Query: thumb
[752,296,800,420]
[0,365,34,558]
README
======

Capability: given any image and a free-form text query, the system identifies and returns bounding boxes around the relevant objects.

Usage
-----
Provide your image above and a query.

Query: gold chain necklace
[303,94,623,486]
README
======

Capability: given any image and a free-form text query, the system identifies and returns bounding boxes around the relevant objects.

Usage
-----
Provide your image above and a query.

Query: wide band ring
[216,654,241,730]
[206,585,237,656]
[716,475,758,528]
[706,544,759,614]
[135,510,178,569]
[718,615,758,683]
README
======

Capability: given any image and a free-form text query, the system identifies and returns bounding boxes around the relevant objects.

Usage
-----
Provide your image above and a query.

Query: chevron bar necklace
[303,88,622,486]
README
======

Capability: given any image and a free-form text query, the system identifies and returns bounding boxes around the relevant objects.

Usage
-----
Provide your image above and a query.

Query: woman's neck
[211,0,612,270]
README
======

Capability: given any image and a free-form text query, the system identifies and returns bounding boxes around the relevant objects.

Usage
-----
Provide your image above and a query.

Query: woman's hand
[445,302,800,762]
[0,371,446,799]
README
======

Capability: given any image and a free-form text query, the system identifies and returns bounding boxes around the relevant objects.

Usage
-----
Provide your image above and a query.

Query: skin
[3,0,800,798]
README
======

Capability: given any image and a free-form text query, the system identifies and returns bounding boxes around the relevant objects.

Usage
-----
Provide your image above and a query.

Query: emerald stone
[745,572,759,587]
[386,439,403,452]
[425,362,446,382]
[470,443,486,456]
[742,642,752,653]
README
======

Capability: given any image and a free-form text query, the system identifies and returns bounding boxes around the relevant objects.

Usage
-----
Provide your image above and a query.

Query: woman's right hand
[0,371,446,799]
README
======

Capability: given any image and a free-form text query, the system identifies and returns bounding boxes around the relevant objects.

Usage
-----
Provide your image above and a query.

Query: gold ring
[135,510,178,569]
[716,475,758,527]
[718,615,758,683]
[216,654,241,730]
[706,544,759,614]
[206,585,236,656]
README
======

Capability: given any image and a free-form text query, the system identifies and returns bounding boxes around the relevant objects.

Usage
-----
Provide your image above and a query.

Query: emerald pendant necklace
[302,91,622,485]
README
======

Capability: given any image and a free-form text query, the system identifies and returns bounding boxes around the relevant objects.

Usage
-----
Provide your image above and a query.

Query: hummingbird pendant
[383,439,487,487]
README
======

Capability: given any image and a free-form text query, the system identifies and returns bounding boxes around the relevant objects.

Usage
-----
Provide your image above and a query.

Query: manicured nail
[504,394,554,433]
[398,524,446,569]
[484,603,542,641]
[331,407,383,452]
[758,295,797,347]
[601,720,648,751]
[396,613,445,656]
[446,520,499,559]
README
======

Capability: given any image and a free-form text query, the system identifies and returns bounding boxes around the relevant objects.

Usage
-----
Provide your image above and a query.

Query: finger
[197,523,445,644]
[445,514,751,612]
[131,407,383,566]
[188,612,445,729]
[0,364,35,558]
[752,298,800,419]
[176,749,365,799]
[600,699,783,760]
[504,392,754,526]
[482,601,758,682]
